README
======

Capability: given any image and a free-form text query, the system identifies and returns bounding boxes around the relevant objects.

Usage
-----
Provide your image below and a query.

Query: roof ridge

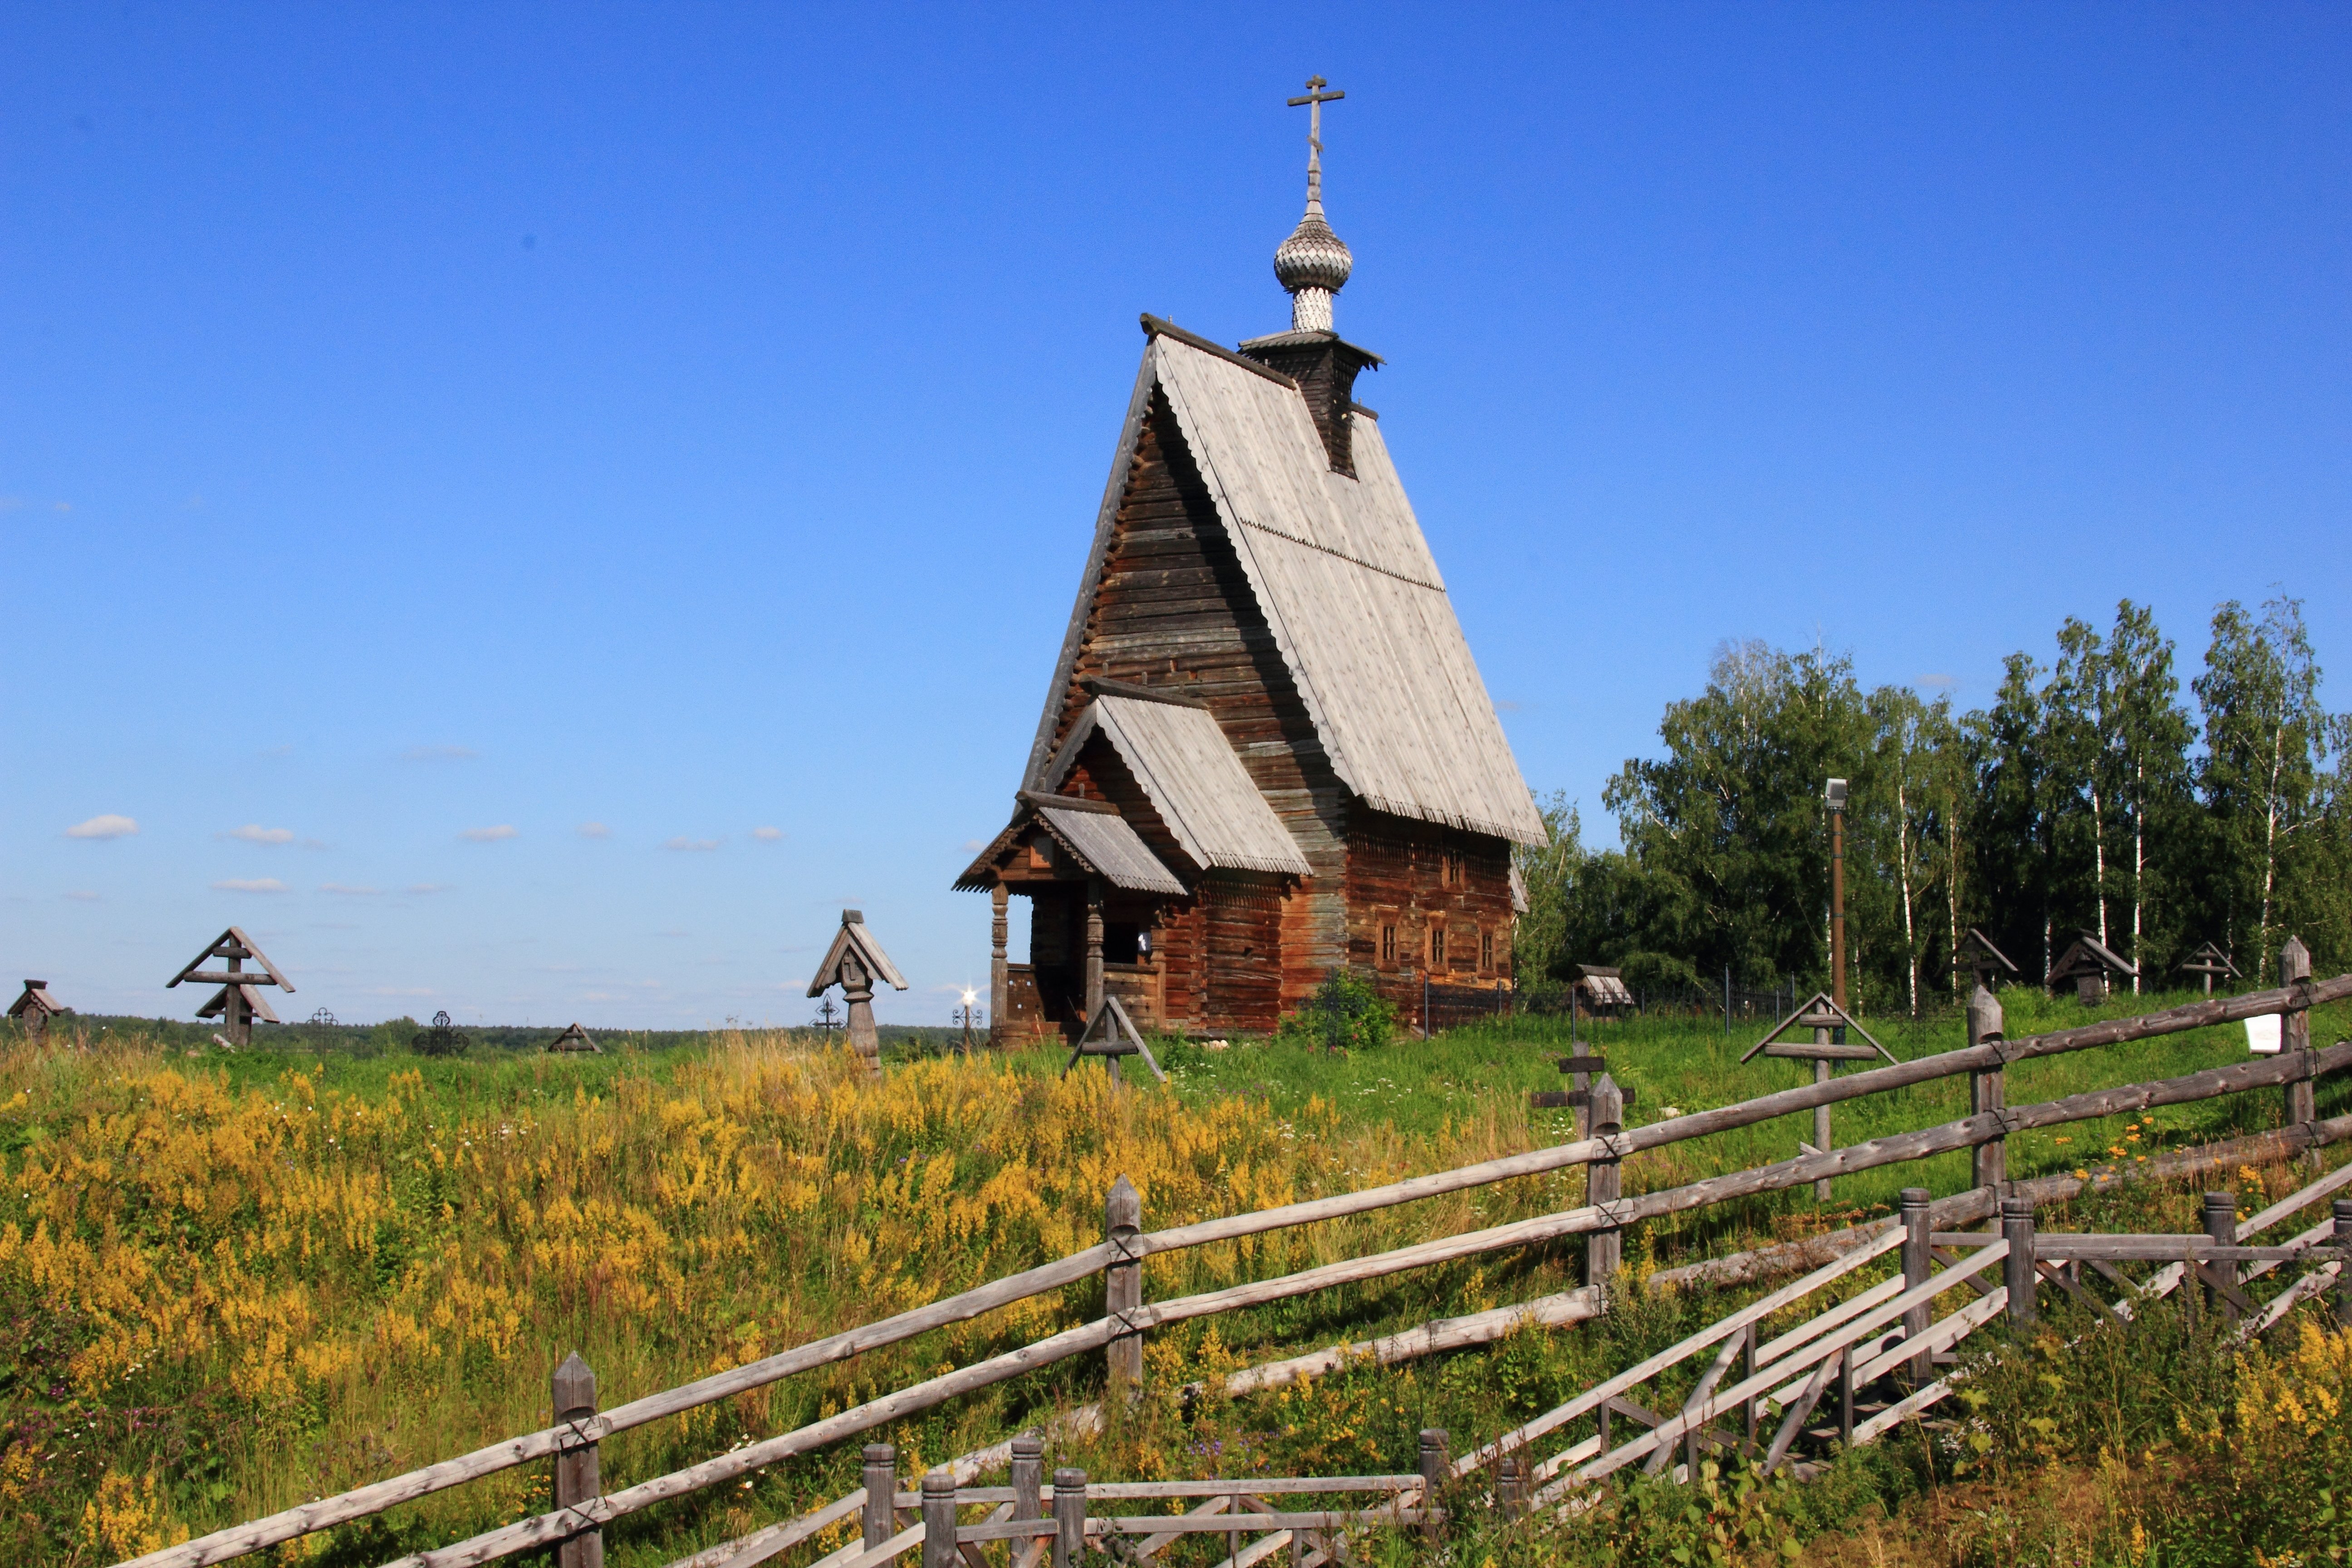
[1140,314,1299,390]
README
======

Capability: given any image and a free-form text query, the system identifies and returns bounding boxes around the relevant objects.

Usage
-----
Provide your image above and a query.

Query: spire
[1274,77,1352,333]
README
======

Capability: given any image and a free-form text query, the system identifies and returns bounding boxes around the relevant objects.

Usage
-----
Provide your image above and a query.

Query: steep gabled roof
[1042,694,1311,877]
[954,793,1188,897]
[1023,321,1544,848]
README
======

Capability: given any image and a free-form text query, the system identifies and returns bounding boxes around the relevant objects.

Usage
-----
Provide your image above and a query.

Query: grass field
[3,986,2347,1567]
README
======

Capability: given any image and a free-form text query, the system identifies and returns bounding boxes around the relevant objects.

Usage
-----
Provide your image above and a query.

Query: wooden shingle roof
[1042,694,1311,877]
[1023,323,1544,848]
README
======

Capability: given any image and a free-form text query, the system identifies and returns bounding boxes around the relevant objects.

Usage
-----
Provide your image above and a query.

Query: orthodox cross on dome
[1287,76,1344,212]
[1275,76,1354,333]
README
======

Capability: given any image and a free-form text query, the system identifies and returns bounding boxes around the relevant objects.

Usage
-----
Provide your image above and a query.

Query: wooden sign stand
[1740,991,1896,1200]
[167,927,293,1047]
[1062,995,1166,1090]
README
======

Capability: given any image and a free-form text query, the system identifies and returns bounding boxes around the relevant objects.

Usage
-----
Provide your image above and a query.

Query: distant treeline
[10,1014,973,1054]
[1515,594,2350,1013]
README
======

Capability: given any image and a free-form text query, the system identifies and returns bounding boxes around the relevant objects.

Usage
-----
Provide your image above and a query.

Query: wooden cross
[1286,76,1344,155]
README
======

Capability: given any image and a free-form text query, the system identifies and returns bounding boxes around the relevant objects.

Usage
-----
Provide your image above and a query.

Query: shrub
[1274,969,1395,1054]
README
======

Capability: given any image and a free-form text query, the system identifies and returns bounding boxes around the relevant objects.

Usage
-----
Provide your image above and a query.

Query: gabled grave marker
[168,926,293,1047]
[1740,990,1895,1200]
[807,909,907,1080]
[8,980,69,1043]
[1062,995,1165,1091]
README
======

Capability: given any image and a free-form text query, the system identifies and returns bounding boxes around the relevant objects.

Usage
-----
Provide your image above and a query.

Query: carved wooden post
[862,1444,897,1554]
[551,1352,604,1568]
[1052,1468,1087,1568]
[2203,1192,2239,1325]
[2001,1197,2035,1328]
[2333,1200,2352,1328]
[1105,1175,1143,1392]
[1084,880,1106,1025]
[1585,1076,1623,1291]
[2283,937,2315,1149]
[1416,1429,1448,1543]
[1901,1187,1933,1384]
[841,951,881,1081]
[990,885,1010,1048]
[921,1470,958,1568]
[1494,1454,1527,1522]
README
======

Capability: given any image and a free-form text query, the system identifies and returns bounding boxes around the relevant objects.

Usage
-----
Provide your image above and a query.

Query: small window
[1430,926,1446,965]
[1480,929,1494,971]
[1381,925,1396,964]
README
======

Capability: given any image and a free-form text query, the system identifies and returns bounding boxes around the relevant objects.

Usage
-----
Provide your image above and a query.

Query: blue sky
[4,5,2346,1028]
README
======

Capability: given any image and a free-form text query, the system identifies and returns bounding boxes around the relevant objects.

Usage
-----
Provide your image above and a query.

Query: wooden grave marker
[2180,941,2239,995]
[7,980,69,1043]
[547,1022,599,1054]
[168,926,293,1047]
[1959,928,2018,991]
[1739,991,1896,1200]
[806,909,908,1080]
[1063,995,1165,1090]
[2048,931,2136,1004]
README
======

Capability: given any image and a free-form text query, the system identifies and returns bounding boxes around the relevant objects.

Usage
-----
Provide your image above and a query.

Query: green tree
[2194,596,2349,974]
[2102,600,2196,988]
[1857,685,1962,1014]
[1602,640,1869,987]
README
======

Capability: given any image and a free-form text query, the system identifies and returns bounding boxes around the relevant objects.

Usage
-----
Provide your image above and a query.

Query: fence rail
[120,967,2352,1568]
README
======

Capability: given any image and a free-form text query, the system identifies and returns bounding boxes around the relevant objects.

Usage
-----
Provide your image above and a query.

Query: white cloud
[664,836,721,852]
[578,821,612,839]
[752,826,783,842]
[213,877,289,894]
[461,825,519,843]
[403,744,479,762]
[66,813,138,840]
[224,824,296,845]
[404,883,453,895]
[319,883,381,896]
[62,890,100,902]
[1918,672,1958,691]
[960,838,986,853]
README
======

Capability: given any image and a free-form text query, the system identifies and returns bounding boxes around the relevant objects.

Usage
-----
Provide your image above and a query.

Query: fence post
[921,1470,958,1568]
[2283,938,2316,1156]
[1494,1453,1527,1522]
[551,1352,604,1568]
[862,1444,897,1554]
[1585,1077,1624,1291]
[1969,986,2006,1197]
[2203,1192,2239,1326]
[2001,1197,2035,1328]
[1901,1188,1933,1384]
[1838,1343,1856,1447]
[1011,1435,1043,1526]
[1105,1175,1143,1393]
[1740,1323,1759,1453]
[1052,1469,1087,1568]
[2334,1200,2352,1328]
[1417,1429,1449,1543]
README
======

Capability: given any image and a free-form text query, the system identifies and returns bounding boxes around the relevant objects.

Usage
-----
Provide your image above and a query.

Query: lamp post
[1826,779,1848,1014]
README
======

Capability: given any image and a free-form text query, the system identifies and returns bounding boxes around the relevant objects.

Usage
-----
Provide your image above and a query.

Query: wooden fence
[120,967,2352,1568]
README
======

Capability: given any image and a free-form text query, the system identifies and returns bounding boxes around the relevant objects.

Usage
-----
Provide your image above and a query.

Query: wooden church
[959,83,1544,1042]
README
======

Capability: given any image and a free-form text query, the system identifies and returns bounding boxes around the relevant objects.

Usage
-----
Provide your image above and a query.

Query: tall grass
[3,986,2346,1566]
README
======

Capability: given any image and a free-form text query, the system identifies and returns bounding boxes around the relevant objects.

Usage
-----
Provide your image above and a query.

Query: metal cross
[1286,75,1344,154]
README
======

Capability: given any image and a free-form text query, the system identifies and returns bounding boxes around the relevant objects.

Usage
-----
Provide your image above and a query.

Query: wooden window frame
[1430,926,1446,965]
[1480,929,1494,972]
[1380,924,1396,965]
